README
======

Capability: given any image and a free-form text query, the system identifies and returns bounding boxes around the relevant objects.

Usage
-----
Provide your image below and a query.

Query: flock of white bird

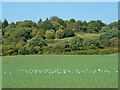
[3,68,118,75]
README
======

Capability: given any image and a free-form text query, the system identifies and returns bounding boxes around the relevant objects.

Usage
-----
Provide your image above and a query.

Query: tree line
[1,16,119,56]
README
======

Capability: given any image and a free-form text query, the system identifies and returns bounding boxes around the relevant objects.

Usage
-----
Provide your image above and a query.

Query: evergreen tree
[2,19,9,29]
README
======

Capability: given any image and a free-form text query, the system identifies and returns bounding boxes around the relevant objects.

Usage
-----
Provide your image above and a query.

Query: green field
[2,55,118,88]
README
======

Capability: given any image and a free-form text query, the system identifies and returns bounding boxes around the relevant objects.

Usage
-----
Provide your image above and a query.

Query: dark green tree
[2,19,9,29]
[38,19,42,24]
[87,20,106,33]
[57,19,67,28]
[69,19,75,23]
[73,20,83,32]
[18,46,27,55]
[28,37,47,54]
[38,20,53,30]
[64,27,75,37]
[69,36,84,50]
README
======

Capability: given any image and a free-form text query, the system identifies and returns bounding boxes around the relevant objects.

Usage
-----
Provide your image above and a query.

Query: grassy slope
[2,55,118,88]
[47,33,101,47]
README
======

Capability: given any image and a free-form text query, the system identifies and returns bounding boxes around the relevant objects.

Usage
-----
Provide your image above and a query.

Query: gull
[93,70,96,73]
[35,70,37,73]
[98,69,100,72]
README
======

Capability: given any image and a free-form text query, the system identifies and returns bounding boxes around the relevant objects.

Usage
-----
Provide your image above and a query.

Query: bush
[45,30,55,39]
[64,27,75,37]
[69,36,84,50]
[99,30,118,40]
[55,29,65,39]
[28,37,47,54]
[18,46,27,55]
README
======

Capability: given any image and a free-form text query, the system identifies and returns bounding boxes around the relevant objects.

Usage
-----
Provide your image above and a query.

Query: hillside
[1,17,119,56]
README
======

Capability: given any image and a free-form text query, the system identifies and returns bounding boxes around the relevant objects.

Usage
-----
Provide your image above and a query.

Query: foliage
[2,18,119,56]
[38,20,53,30]
[28,37,47,48]
[2,19,9,29]
[69,19,75,23]
[100,27,110,33]
[86,20,106,33]
[18,46,27,55]
[45,30,55,39]
[99,30,118,40]
[64,27,75,37]
[38,19,42,24]
[36,29,45,38]
[52,22,61,31]
[2,19,9,35]
[69,36,84,50]
[0,20,2,29]
[50,16,59,21]
[28,37,47,54]
[55,29,65,39]
[16,20,37,28]
[73,20,83,32]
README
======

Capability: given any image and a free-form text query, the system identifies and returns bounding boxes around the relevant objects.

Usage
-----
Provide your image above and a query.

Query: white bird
[104,70,107,72]
[35,70,37,73]
[63,70,66,74]
[98,69,100,71]
[107,71,110,73]
[93,70,96,73]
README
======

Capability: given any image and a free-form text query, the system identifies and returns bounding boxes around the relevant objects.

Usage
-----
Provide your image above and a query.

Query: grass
[47,33,101,47]
[2,55,118,88]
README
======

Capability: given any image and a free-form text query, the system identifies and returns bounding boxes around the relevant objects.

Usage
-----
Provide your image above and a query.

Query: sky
[2,2,118,24]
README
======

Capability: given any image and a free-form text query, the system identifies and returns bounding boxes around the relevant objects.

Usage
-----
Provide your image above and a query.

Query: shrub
[69,36,84,50]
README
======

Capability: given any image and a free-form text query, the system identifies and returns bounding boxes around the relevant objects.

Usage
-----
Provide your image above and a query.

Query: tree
[56,29,65,39]
[52,22,61,31]
[69,19,75,23]
[38,19,42,24]
[18,46,27,55]
[36,29,45,38]
[45,30,55,39]
[38,20,53,30]
[50,16,59,21]
[28,37,47,48]
[118,20,120,30]
[8,27,32,43]
[87,20,106,33]
[107,22,118,29]
[57,19,67,28]
[73,20,83,32]
[2,19,9,36]
[87,40,104,49]
[69,36,84,50]
[5,22,16,31]
[2,19,9,29]
[32,29,45,38]
[0,20,2,29]
[16,20,37,28]
[64,27,75,37]
[100,27,110,33]
[99,30,118,40]
[28,37,47,54]
[63,41,71,52]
